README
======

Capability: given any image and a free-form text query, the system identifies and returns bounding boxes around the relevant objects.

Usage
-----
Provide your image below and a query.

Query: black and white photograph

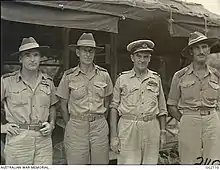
[1,0,220,168]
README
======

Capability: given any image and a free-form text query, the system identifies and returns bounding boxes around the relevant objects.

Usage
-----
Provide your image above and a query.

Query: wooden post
[1,52,3,75]
[61,28,70,70]
[110,33,118,84]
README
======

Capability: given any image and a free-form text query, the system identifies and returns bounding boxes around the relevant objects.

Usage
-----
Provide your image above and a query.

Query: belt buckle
[200,110,210,116]
[143,116,149,122]
[88,115,95,122]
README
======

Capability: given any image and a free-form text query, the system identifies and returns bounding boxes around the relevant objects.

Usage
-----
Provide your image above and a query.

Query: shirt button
[142,102,144,104]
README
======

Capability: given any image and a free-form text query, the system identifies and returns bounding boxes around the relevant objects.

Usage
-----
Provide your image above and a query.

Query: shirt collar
[75,63,98,76]
[130,68,154,79]
[187,63,211,76]
[16,69,45,82]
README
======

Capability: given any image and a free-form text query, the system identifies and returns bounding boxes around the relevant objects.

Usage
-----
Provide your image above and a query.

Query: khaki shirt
[56,65,113,115]
[1,70,58,124]
[167,64,220,110]
[110,69,168,117]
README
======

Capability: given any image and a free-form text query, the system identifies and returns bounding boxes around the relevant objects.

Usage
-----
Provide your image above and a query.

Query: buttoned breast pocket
[69,82,87,100]
[180,81,196,100]
[146,80,159,94]
[94,81,107,98]
[8,87,28,106]
[205,81,220,101]
[121,84,139,105]
[39,85,51,107]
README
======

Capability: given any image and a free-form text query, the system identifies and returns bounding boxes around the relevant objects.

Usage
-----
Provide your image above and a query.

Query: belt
[121,114,157,122]
[18,124,42,131]
[182,107,216,116]
[71,114,105,122]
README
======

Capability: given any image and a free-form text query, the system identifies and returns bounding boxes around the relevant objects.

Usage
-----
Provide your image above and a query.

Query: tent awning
[1,2,119,33]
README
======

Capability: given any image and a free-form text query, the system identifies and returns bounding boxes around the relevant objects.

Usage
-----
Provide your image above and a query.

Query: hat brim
[181,38,219,57]
[69,44,104,52]
[133,48,154,54]
[10,46,50,57]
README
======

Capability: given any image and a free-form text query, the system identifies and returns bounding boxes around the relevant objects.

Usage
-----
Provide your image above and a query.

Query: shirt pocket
[69,82,87,100]
[146,82,159,94]
[205,81,220,101]
[39,85,51,107]
[8,87,28,106]
[121,85,139,106]
[94,81,107,98]
[180,80,196,100]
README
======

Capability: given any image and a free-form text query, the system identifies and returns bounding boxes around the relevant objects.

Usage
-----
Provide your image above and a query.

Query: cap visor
[133,48,153,54]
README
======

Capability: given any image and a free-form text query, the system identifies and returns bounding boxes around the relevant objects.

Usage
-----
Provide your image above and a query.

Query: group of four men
[1,31,220,165]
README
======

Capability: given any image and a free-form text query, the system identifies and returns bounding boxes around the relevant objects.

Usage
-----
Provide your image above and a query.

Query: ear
[130,54,134,62]
[19,55,22,63]
[207,46,211,53]
[188,48,193,56]
[76,48,80,57]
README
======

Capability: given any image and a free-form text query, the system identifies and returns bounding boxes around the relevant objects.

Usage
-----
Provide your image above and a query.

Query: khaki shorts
[64,117,109,165]
[4,129,52,165]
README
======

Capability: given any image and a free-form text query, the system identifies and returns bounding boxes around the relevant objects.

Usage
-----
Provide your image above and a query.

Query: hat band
[19,43,40,52]
[133,48,153,54]
[77,40,96,47]
[188,36,207,46]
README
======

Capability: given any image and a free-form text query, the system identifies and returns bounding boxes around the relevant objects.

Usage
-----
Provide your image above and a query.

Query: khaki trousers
[179,111,220,164]
[117,118,160,164]
[4,129,52,165]
[64,117,109,165]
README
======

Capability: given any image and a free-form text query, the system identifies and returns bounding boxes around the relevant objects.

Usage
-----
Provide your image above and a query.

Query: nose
[30,54,35,61]
[139,56,145,62]
[198,47,205,54]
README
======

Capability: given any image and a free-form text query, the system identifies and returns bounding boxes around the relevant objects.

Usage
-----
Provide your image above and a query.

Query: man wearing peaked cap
[56,33,113,164]
[110,39,168,164]
[1,37,58,164]
[167,31,220,164]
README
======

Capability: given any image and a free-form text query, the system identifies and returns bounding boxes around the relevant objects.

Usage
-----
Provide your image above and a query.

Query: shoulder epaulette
[43,73,53,81]
[121,70,130,75]
[96,65,107,72]
[175,66,189,78]
[2,71,17,79]
[65,67,77,76]
[209,66,220,78]
[150,70,160,77]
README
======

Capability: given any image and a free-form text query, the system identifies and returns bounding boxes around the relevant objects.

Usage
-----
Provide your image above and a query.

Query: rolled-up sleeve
[110,77,121,110]
[167,73,180,106]
[158,77,168,116]
[56,72,69,100]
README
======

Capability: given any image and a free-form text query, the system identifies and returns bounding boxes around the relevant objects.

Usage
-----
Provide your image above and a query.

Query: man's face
[131,51,151,72]
[76,46,95,65]
[191,43,210,64]
[20,49,41,71]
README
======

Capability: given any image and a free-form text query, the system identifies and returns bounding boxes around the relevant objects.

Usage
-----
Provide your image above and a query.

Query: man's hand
[110,136,120,154]
[39,122,54,136]
[160,130,167,149]
[1,123,20,136]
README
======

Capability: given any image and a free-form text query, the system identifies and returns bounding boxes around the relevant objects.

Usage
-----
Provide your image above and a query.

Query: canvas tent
[1,0,220,164]
[2,0,220,36]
